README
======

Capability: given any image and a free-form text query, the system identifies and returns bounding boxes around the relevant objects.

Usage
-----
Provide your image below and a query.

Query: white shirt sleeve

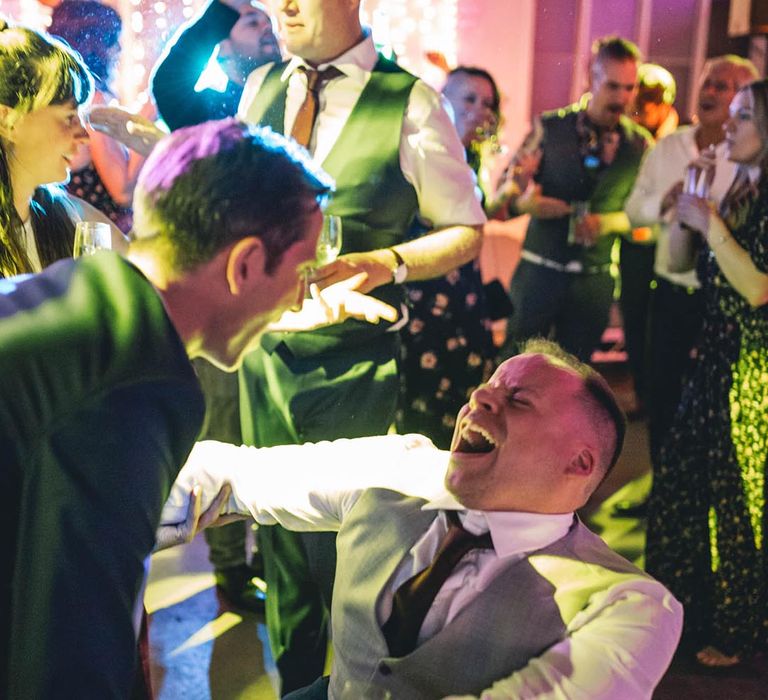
[443,580,683,700]
[162,435,448,531]
[238,59,485,230]
[624,143,670,228]
[400,80,486,228]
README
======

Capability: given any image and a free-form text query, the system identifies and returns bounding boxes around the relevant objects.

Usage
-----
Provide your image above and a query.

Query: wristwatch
[389,247,408,284]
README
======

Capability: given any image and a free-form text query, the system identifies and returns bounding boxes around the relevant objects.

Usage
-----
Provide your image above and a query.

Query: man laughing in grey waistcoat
[163,338,682,700]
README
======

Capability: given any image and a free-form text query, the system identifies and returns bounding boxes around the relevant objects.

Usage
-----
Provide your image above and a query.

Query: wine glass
[73,221,112,258]
[316,214,342,266]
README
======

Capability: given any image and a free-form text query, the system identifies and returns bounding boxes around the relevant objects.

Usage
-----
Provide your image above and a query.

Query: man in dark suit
[0,118,392,699]
[165,338,683,699]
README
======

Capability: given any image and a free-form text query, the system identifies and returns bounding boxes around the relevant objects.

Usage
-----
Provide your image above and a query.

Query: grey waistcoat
[330,488,657,699]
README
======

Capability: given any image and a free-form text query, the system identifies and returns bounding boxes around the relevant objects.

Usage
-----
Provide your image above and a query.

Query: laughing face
[588,58,638,128]
[446,353,599,513]
[697,63,743,130]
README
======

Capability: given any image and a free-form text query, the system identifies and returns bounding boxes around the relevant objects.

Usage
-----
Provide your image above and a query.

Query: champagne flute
[316,214,342,266]
[73,221,112,258]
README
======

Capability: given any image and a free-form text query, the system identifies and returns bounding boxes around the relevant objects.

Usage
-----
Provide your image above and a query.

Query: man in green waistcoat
[498,36,652,363]
[236,0,486,691]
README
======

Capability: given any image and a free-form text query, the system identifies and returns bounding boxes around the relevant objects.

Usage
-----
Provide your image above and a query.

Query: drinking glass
[73,221,112,258]
[316,214,342,266]
[567,201,591,246]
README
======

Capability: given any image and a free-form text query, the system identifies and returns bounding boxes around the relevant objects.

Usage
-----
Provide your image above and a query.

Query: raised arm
[151,0,241,130]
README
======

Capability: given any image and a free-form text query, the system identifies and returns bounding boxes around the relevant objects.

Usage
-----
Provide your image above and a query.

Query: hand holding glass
[567,201,591,246]
[73,221,112,258]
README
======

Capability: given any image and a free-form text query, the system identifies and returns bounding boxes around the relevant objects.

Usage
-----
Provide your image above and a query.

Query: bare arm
[313,225,482,293]
[86,92,150,206]
[678,193,768,306]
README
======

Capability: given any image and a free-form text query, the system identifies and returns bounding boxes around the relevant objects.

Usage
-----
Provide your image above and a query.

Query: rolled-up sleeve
[400,81,486,228]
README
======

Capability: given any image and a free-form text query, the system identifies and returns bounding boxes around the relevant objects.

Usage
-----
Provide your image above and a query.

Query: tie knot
[442,511,493,559]
[300,65,342,93]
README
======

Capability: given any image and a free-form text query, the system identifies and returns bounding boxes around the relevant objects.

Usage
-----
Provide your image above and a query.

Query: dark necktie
[719,167,757,231]
[290,65,342,149]
[381,511,493,658]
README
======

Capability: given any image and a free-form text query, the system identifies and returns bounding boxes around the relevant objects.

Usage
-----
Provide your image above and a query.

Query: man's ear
[565,447,596,478]
[225,236,266,296]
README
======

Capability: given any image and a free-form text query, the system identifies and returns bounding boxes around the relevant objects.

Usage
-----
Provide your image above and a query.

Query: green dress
[646,177,768,657]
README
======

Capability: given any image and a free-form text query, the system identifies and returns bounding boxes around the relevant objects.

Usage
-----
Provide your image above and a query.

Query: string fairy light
[0,0,458,105]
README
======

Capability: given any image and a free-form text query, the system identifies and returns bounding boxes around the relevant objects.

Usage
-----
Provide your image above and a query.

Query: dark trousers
[238,336,399,695]
[646,277,704,464]
[619,239,656,402]
[502,259,615,363]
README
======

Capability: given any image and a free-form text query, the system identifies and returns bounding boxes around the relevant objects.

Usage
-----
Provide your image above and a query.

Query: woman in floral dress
[395,67,499,448]
[646,78,768,668]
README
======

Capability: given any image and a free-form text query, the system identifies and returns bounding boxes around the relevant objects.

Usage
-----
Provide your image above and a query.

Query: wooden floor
[145,362,767,699]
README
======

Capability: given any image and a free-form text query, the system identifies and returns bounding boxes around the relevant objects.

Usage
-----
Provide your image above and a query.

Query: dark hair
[133,118,333,273]
[591,35,641,73]
[49,0,122,89]
[521,338,627,474]
[0,18,93,277]
[446,66,501,121]
[741,79,768,177]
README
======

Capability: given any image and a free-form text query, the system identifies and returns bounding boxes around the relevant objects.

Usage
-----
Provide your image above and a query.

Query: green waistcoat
[524,106,650,267]
[250,56,419,354]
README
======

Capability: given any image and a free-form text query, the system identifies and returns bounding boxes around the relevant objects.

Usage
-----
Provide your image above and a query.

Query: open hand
[88,106,166,157]
[269,273,398,332]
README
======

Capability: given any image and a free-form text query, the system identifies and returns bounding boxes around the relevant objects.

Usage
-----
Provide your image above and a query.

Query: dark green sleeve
[0,254,205,698]
[151,0,240,130]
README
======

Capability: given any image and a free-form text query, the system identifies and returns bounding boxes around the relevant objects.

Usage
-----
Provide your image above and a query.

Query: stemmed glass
[316,214,342,266]
[73,221,112,258]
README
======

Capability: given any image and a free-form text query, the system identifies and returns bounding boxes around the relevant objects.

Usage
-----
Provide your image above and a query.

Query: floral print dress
[395,257,494,449]
[645,177,768,657]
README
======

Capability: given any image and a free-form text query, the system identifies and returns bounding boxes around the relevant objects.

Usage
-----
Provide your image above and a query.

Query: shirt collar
[281,27,377,88]
[422,491,575,559]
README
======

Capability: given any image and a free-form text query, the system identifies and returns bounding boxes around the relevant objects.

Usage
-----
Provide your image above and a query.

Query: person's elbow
[745,280,768,309]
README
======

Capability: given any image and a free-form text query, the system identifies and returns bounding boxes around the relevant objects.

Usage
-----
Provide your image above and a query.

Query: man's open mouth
[456,425,497,454]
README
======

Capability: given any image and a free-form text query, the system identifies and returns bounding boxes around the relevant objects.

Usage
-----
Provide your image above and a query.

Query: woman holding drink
[0,19,122,278]
[645,79,768,667]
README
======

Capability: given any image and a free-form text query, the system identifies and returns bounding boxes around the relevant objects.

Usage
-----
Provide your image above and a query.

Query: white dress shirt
[381,491,573,645]
[237,31,485,229]
[165,437,682,700]
[625,125,737,288]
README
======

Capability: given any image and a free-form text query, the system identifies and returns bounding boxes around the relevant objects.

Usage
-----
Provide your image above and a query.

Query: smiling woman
[0,17,122,278]
[646,78,768,669]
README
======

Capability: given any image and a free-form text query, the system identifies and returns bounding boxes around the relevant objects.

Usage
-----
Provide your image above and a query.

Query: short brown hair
[521,338,626,474]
